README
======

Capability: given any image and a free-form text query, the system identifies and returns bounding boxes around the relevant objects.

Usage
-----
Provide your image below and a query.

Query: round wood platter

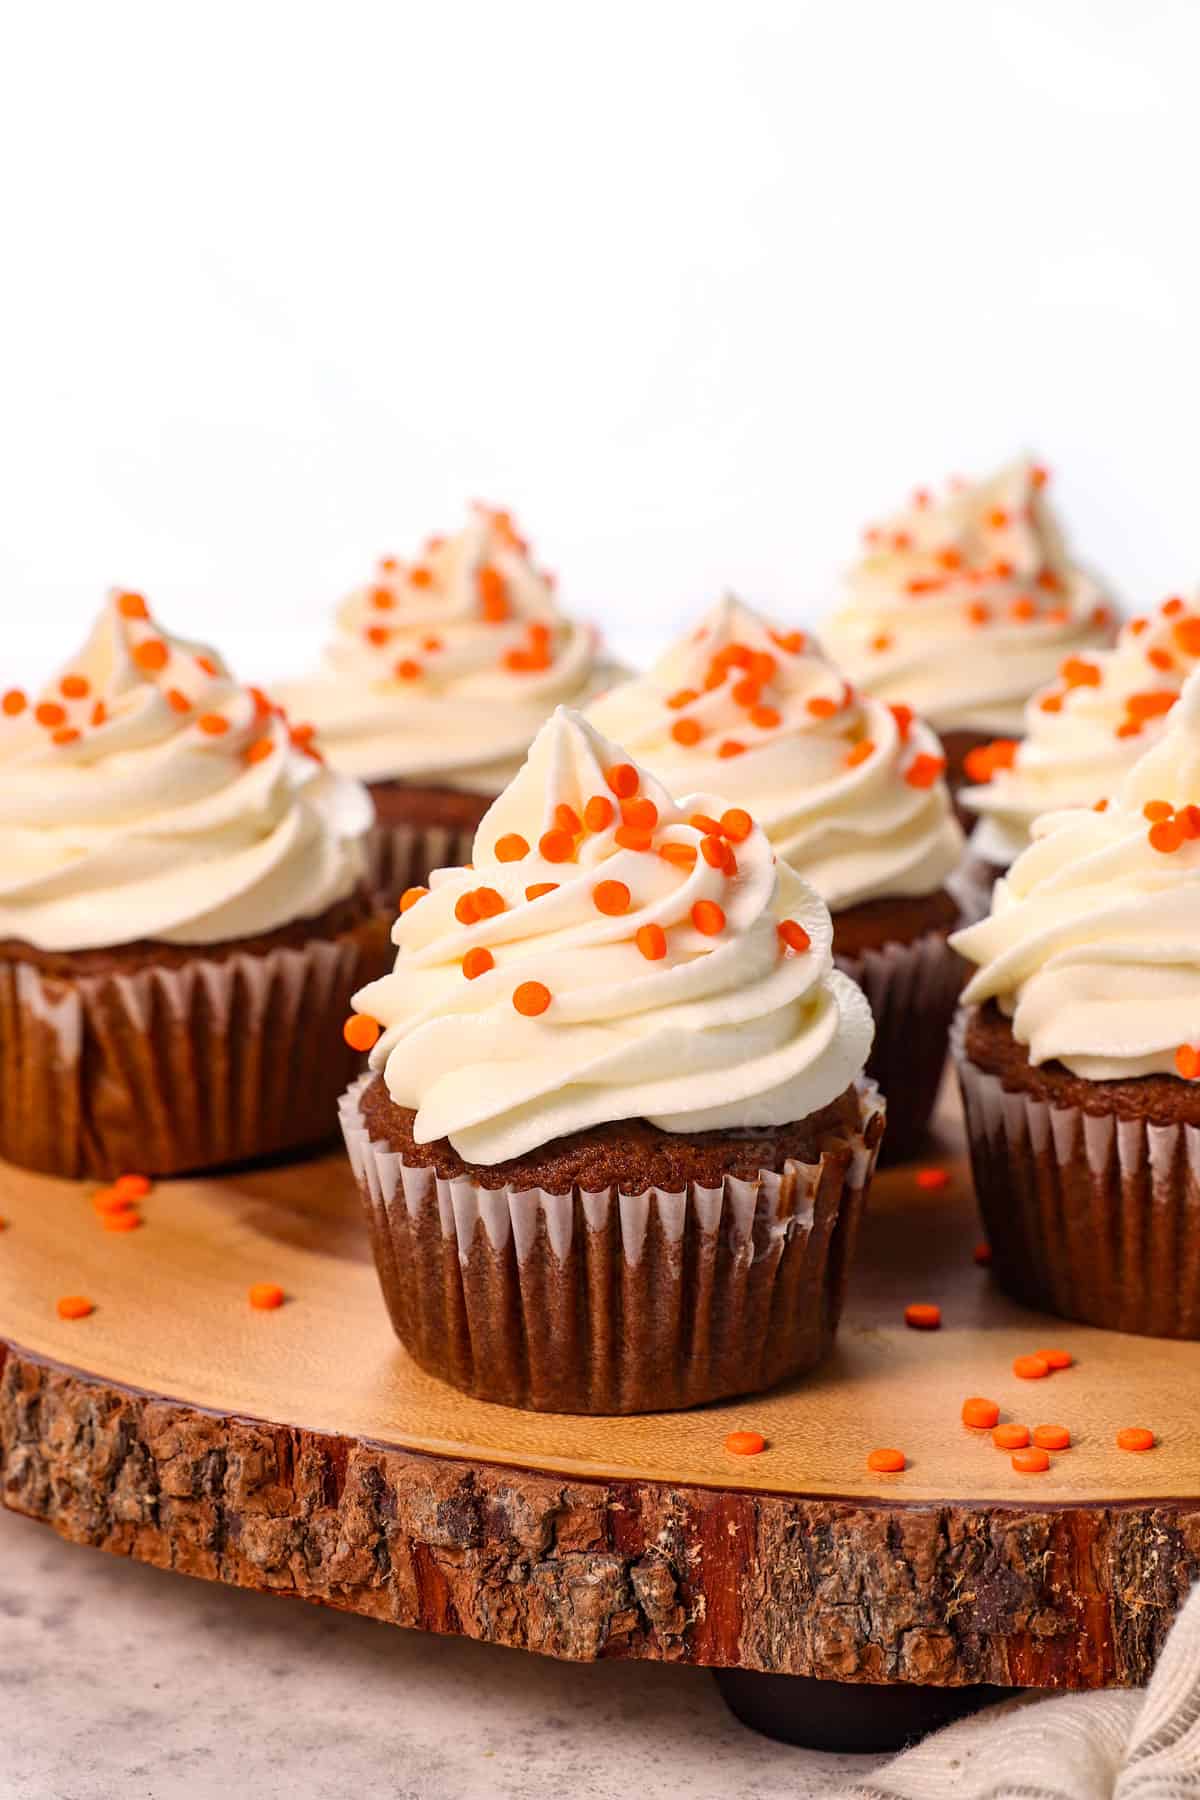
[3,1088,1199,1691]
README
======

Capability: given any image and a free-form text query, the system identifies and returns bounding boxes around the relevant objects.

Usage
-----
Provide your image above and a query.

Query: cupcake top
[280,504,617,792]
[587,594,963,910]
[351,706,874,1163]
[962,594,1200,868]
[823,458,1114,737]
[0,592,372,952]
[954,666,1200,1081]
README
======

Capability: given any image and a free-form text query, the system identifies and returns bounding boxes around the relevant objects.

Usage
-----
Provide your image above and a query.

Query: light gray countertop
[0,1509,881,1799]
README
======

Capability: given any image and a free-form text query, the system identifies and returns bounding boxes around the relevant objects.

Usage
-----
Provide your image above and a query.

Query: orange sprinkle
[614,825,652,852]
[748,704,780,730]
[993,1423,1030,1449]
[455,892,479,924]
[700,834,732,870]
[1175,1045,1200,1080]
[364,625,391,648]
[691,900,725,936]
[988,507,1010,530]
[35,701,66,728]
[60,673,90,699]
[621,797,659,831]
[1116,721,1143,739]
[659,842,698,871]
[399,886,428,913]
[1061,657,1101,687]
[133,639,168,673]
[525,882,559,901]
[962,1397,1000,1429]
[115,1174,150,1199]
[1182,804,1200,838]
[1149,819,1186,855]
[1094,798,1110,811]
[1013,1354,1051,1380]
[91,700,109,729]
[104,1211,142,1233]
[57,1295,94,1320]
[967,601,991,626]
[770,630,806,655]
[807,696,837,719]
[1010,595,1038,622]
[1128,689,1177,721]
[244,738,274,765]
[1130,617,1149,635]
[904,1303,941,1331]
[462,947,495,980]
[394,658,422,681]
[1144,799,1174,822]
[720,808,753,842]
[409,565,433,590]
[690,813,723,836]
[249,1282,285,1311]
[513,980,551,1017]
[667,687,699,710]
[866,1448,905,1473]
[870,634,893,653]
[593,880,631,916]
[889,703,913,742]
[670,718,703,747]
[1033,1425,1071,1451]
[1148,648,1175,672]
[422,636,443,653]
[718,739,746,758]
[730,676,761,708]
[554,803,582,835]
[777,919,811,954]
[1035,1347,1073,1370]
[1116,1427,1155,1452]
[539,829,575,864]
[1031,465,1049,489]
[1012,1447,1050,1474]
[845,739,875,769]
[1039,692,1064,714]
[52,727,80,746]
[495,834,530,862]
[905,753,946,789]
[1,688,26,716]
[166,687,191,714]
[343,1014,381,1053]
[973,1242,992,1266]
[1163,596,1186,617]
[197,714,230,736]
[196,653,219,678]
[724,1431,766,1456]
[636,923,667,960]
[370,585,395,611]
[477,565,509,621]
[471,887,505,919]
[584,795,615,832]
[92,1187,134,1216]
[916,1167,949,1190]
[605,763,639,800]
[1174,618,1200,657]
[116,591,149,619]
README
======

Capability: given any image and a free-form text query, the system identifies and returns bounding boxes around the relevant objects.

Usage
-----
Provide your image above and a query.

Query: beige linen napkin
[827,1582,1200,1800]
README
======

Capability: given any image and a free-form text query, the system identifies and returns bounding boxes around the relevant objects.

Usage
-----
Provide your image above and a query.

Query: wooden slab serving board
[2,1090,1198,1689]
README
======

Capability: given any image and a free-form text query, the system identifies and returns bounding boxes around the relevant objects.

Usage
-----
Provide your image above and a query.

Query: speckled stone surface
[0,1509,880,1799]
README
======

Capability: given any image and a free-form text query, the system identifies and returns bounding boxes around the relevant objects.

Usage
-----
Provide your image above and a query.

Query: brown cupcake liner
[0,914,391,1181]
[340,1075,885,1414]
[953,1008,1200,1338]
[835,928,967,1164]
[365,820,480,909]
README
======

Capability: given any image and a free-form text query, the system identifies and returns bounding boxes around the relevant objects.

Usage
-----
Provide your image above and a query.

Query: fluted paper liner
[836,927,966,1164]
[365,819,481,907]
[0,913,390,1181]
[953,1008,1200,1339]
[340,1075,885,1414]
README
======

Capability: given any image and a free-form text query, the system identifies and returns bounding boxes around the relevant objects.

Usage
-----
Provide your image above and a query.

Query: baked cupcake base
[0,891,392,1181]
[341,1072,885,1414]
[954,1003,1200,1338]
[833,889,965,1164]
[366,781,496,905]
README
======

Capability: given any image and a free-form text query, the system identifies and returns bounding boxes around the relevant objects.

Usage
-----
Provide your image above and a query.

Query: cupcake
[959,593,1200,899]
[822,457,1115,803]
[280,504,619,901]
[340,706,883,1413]
[588,594,964,1159]
[952,667,1200,1337]
[0,591,390,1180]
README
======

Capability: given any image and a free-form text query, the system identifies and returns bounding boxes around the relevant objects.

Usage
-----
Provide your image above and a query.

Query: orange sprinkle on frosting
[605,763,639,799]
[399,886,428,913]
[525,882,559,901]
[344,1014,381,1053]
[720,808,753,842]
[777,919,810,954]
[905,753,945,789]
[584,796,615,832]
[2,689,26,716]
[614,826,652,852]
[691,900,725,936]
[845,739,874,768]
[513,981,551,1017]
[539,828,575,863]
[1175,1045,1200,1080]
[621,797,658,831]
[133,639,169,673]
[658,843,698,871]
[197,714,230,736]
[495,834,530,862]
[718,739,746,758]
[462,947,495,980]
[807,696,837,719]
[35,702,66,728]
[60,673,90,699]
[244,738,274,765]
[636,923,667,960]
[116,591,149,619]
[593,880,631,916]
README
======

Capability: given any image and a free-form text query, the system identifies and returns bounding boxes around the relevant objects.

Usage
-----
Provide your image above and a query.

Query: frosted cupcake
[960,594,1200,892]
[823,458,1115,800]
[589,594,964,1158]
[0,592,390,1180]
[953,668,1200,1337]
[340,707,883,1413]
[280,504,618,899]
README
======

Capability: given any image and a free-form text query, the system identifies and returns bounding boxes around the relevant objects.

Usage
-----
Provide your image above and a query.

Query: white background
[1,0,1197,684]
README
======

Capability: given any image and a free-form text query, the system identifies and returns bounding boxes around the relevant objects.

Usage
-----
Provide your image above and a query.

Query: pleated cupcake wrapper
[952,1007,1200,1339]
[365,820,480,908]
[835,927,967,1164]
[0,915,390,1181]
[340,1074,885,1414]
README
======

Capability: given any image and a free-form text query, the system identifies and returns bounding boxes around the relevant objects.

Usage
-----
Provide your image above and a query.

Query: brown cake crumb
[831,886,960,957]
[368,779,495,834]
[965,1001,1200,1127]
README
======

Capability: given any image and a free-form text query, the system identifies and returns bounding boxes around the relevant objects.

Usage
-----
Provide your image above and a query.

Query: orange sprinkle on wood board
[904,1303,941,1331]
[1035,1348,1073,1370]
[1012,1447,1050,1474]
[103,1211,143,1233]
[1033,1425,1071,1451]
[992,1424,1030,1450]
[1013,1354,1051,1380]
[962,1397,1000,1429]
[1117,1427,1156,1452]
[724,1431,766,1457]
[866,1449,906,1473]
[916,1167,949,1191]
[57,1296,94,1321]
[248,1283,285,1311]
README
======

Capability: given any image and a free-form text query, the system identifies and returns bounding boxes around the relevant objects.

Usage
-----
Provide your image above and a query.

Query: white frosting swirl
[587,595,962,910]
[0,593,372,951]
[954,668,1200,1080]
[963,595,1200,867]
[353,707,874,1163]
[823,458,1114,736]
[280,505,619,790]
